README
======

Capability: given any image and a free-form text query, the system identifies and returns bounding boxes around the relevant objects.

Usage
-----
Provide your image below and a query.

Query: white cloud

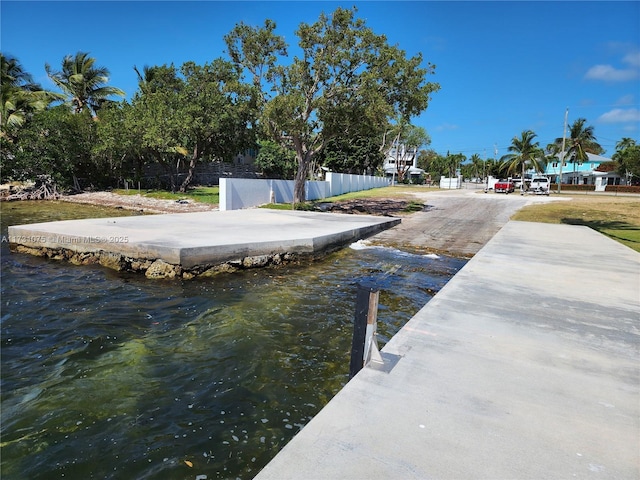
[615,94,635,106]
[623,51,640,68]
[435,123,459,132]
[585,64,638,82]
[597,108,640,123]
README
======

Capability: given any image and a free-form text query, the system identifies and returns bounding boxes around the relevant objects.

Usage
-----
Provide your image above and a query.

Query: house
[383,143,425,182]
[544,152,624,191]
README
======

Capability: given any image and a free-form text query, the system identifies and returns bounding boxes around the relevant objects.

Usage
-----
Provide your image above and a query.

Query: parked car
[529,176,551,195]
[494,179,515,194]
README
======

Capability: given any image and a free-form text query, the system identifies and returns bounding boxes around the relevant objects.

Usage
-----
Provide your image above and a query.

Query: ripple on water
[0,201,466,479]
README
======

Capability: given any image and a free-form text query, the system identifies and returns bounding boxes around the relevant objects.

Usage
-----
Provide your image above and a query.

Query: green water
[0,201,465,479]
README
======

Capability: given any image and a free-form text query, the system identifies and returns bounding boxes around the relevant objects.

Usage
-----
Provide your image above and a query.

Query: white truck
[528,176,551,195]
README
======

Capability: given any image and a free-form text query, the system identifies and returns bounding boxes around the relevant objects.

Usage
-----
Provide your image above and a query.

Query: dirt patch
[59,191,217,214]
[315,199,423,216]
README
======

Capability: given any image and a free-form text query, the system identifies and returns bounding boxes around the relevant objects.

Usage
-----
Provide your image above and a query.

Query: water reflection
[1,201,465,479]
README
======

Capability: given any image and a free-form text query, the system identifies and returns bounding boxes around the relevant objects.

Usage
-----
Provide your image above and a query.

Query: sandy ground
[57,188,563,257]
[60,191,218,214]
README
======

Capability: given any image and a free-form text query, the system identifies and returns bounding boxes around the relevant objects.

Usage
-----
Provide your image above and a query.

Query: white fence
[325,172,389,197]
[439,176,462,189]
[220,173,390,210]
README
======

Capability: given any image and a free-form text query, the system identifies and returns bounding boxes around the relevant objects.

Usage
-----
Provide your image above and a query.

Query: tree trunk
[180,158,197,193]
[180,145,200,193]
[294,155,310,204]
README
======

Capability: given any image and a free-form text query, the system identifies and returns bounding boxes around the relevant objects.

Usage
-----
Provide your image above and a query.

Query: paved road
[369,189,563,256]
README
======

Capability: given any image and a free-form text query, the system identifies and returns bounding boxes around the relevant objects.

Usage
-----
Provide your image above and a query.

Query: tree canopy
[226,7,439,201]
[613,138,640,184]
[45,52,124,115]
[501,130,545,191]
[1,53,59,136]
[4,10,634,194]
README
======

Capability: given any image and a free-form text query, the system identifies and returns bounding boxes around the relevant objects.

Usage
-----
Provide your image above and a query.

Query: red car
[494,179,515,194]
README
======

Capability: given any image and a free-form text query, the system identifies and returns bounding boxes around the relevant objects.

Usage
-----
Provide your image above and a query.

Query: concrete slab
[256,221,640,480]
[7,209,400,271]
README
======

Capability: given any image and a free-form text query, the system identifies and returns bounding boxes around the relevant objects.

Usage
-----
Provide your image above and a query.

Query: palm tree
[501,130,545,193]
[45,52,124,115]
[1,53,59,135]
[554,118,602,185]
[469,153,483,180]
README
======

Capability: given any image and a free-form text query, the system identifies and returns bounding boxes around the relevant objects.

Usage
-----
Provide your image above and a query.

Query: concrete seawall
[7,209,400,279]
[256,221,640,479]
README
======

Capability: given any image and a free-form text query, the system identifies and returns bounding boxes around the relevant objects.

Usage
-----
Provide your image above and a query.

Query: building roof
[586,152,612,162]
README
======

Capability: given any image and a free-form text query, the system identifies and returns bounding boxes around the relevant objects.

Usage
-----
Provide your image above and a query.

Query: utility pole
[558,108,569,193]
[483,148,486,182]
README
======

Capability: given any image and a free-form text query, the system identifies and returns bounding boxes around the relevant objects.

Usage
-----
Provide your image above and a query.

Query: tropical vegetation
[500,130,545,191]
[0,8,636,195]
[2,8,439,197]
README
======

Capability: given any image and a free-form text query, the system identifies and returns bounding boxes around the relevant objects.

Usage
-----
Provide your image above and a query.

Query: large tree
[501,130,545,192]
[45,52,124,115]
[613,138,640,185]
[319,134,384,175]
[254,140,297,178]
[97,60,253,192]
[1,53,59,137]
[4,106,96,187]
[177,60,253,190]
[468,154,484,180]
[226,7,439,202]
[554,118,603,184]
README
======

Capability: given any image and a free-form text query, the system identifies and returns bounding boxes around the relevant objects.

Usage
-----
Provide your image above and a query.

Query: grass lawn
[512,195,640,252]
[324,185,428,201]
[112,186,219,205]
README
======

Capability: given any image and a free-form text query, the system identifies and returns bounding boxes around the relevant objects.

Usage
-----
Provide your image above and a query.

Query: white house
[383,143,425,182]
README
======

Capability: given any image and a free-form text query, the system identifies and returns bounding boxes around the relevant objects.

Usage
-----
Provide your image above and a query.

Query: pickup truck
[528,176,551,195]
[494,179,515,194]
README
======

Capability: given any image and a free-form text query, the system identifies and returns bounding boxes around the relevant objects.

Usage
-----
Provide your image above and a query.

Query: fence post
[349,283,380,379]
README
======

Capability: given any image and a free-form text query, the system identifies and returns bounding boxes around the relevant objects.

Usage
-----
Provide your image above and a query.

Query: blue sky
[2,1,639,158]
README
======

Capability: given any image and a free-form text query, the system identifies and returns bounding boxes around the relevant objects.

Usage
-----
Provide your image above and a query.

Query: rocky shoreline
[11,243,304,279]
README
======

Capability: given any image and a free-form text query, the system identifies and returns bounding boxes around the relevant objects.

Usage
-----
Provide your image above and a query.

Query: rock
[200,263,238,277]
[145,259,177,279]
[99,252,126,271]
[15,245,46,257]
[131,259,152,271]
[242,255,270,268]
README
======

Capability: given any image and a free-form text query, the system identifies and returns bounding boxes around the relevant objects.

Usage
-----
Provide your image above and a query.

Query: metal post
[349,283,380,379]
[558,107,568,193]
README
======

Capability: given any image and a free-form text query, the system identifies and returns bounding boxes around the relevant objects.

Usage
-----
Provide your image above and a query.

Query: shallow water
[0,201,465,479]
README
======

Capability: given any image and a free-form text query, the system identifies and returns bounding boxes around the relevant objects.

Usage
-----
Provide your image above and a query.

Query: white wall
[326,172,389,197]
[220,173,389,210]
[439,176,462,189]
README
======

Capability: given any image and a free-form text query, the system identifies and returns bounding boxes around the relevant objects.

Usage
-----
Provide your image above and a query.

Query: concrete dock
[256,221,640,479]
[7,209,399,277]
